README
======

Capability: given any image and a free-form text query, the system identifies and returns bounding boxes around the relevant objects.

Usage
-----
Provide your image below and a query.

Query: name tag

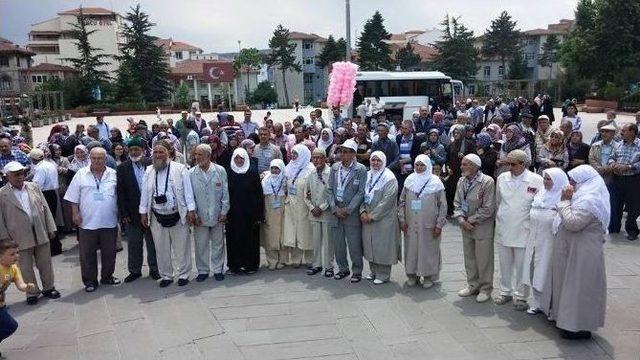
[461,201,469,215]
[336,188,344,202]
[93,190,105,201]
[364,193,373,205]
[353,179,360,186]
[289,185,297,196]
[411,200,422,212]
[271,199,282,209]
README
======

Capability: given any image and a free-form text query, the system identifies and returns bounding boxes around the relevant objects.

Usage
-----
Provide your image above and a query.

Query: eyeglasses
[508,162,521,166]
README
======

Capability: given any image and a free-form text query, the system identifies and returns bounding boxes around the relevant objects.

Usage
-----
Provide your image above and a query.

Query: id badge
[336,188,344,202]
[93,190,105,201]
[411,200,422,212]
[289,185,297,196]
[271,198,282,209]
[461,201,469,215]
[364,193,373,205]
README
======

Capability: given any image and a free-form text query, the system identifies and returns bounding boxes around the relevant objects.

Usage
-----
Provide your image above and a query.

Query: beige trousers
[18,243,55,297]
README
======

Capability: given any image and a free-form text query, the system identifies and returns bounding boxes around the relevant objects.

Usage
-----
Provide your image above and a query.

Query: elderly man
[95,115,110,140]
[0,162,60,305]
[29,148,61,255]
[608,123,640,240]
[371,123,399,163]
[207,119,229,146]
[493,150,543,308]
[534,115,553,150]
[330,107,344,129]
[140,141,196,287]
[241,109,260,135]
[189,144,229,282]
[117,137,159,283]
[413,106,432,136]
[65,147,120,292]
[0,138,30,186]
[81,125,113,152]
[454,154,496,303]
[255,127,283,174]
[392,120,425,188]
[327,139,367,282]
[589,124,619,186]
[192,111,207,134]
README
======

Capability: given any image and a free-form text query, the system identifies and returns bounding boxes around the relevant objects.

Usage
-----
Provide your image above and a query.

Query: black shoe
[26,296,39,305]
[307,267,322,275]
[124,273,142,283]
[177,278,189,286]
[85,283,97,292]
[100,276,121,285]
[41,288,61,299]
[149,271,161,280]
[50,249,62,257]
[226,268,242,275]
[560,329,591,340]
[334,270,351,280]
[244,269,257,275]
[196,274,209,282]
[350,274,362,283]
[627,233,638,241]
[324,269,334,278]
[214,273,224,281]
[159,279,173,288]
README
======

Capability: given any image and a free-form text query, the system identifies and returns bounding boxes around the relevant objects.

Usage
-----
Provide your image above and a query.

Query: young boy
[0,241,36,355]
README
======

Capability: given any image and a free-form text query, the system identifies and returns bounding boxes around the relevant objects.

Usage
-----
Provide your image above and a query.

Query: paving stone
[228,324,340,346]
[239,338,353,360]
[195,334,245,360]
[77,330,121,360]
[160,343,204,360]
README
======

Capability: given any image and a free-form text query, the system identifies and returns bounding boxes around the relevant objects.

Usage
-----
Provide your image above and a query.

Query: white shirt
[12,185,32,220]
[138,162,196,215]
[32,160,59,191]
[64,166,118,230]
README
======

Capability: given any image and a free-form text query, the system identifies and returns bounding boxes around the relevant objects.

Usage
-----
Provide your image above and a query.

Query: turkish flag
[202,62,235,83]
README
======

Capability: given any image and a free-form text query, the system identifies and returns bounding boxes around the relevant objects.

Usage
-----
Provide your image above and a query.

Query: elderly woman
[475,132,498,178]
[282,144,315,267]
[523,168,568,315]
[226,148,264,274]
[420,129,447,166]
[496,124,531,175]
[445,126,474,215]
[536,129,568,173]
[360,151,401,284]
[316,128,334,154]
[566,130,590,171]
[260,159,287,270]
[399,154,447,289]
[68,144,89,174]
[549,165,608,339]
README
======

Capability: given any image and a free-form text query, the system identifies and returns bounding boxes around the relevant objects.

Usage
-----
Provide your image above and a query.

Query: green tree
[118,4,171,102]
[395,43,421,71]
[507,49,527,79]
[267,24,301,106]
[538,34,560,80]
[247,81,278,107]
[482,11,521,75]
[431,15,478,81]
[175,82,191,109]
[317,35,347,69]
[115,59,143,102]
[233,48,262,94]
[356,11,393,70]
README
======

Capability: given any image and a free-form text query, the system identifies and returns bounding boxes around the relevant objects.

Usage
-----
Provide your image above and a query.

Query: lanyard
[291,167,304,184]
[92,172,104,190]
[155,163,171,196]
[463,173,479,200]
[270,178,284,195]
[416,178,431,198]
[317,171,326,186]
[367,172,384,192]
[338,164,353,189]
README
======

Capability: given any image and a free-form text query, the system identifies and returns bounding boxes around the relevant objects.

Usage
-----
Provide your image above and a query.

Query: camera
[154,195,167,204]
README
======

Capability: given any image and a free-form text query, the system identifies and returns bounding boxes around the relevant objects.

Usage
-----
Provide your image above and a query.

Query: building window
[468,84,475,95]
[0,76,11,90]
[498,66,504,76]
[525,52,535,61]
[175,51,183,60]
[31,75,37,83]
[483,66,491,79]
[0,56,8,66]
[484,84,491,94]
[302,41,312,50]
[303,57,314,65]
[527,38,536,46]
[16,57,20,68]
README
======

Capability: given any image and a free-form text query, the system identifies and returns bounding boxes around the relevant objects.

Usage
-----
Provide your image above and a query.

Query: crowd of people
[0,99,639,348]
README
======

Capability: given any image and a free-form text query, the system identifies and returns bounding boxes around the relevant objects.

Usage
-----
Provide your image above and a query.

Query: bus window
[441,82,453,106]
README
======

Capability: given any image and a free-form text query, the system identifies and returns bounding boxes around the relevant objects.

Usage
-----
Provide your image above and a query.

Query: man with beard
[139,141,196,287]
[116,137,159,283]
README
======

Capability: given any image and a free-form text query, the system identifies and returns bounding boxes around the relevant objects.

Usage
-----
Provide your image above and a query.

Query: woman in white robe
[522,167,568,315]
[360,151,401,284]
[282,144,315,267]
[260,159,287,270]
[399,154,447,289]
[549,165,608,339]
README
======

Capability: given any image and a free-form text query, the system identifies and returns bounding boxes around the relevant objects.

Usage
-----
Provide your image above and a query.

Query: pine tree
[64,6,111,102]
[118,4,171,102]
[233,48,262,94]
[538,34,560,80]
[175,82,191,109]
[431,15,478,81]
[317,35,347,69]
[507,50,527,79]
[267,24,302,106]
[115,58,142,102]
[395,43,421,71]
[356,11,393,70]
[482,11,521,74]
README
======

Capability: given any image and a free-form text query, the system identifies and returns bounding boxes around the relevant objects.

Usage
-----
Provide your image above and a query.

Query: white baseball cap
[3,161,26,174]
[340,138,358,152]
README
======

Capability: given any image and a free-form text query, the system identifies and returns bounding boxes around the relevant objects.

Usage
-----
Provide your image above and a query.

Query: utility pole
[345,0,351,61]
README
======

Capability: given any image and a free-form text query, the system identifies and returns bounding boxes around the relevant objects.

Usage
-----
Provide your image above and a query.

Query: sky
[0,0,579,53]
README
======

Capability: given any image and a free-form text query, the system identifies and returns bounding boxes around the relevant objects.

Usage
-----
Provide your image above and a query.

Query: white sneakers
[458,287,490,303]
[475,292,491,303]
[422,280,434,289]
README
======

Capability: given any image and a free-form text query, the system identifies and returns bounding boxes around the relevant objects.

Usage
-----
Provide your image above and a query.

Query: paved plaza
[1,109,638,360]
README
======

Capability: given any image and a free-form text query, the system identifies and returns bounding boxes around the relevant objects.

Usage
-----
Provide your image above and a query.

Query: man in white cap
[28,149,61,255]
[0,161,61,305]
[454,153,496,303]
[327,138,367,283]
[493,149,543,309]
[589,123,620,186]
[193,111,207,135]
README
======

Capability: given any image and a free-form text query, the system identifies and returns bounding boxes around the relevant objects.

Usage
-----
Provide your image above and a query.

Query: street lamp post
[345,0,351,61]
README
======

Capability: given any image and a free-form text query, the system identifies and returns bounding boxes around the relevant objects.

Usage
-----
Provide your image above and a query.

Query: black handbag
[153,211,180,228]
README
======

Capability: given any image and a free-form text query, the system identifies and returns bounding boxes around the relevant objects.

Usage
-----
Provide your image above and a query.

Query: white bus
[353,71,461,119]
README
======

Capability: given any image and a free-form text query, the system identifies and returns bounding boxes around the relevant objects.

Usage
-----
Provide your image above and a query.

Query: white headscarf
[565,165,611,233]
[365,151,395,197]
[285,144,312,180]
[69,144,89,172]
[262,159,286,195]
[317,128,334,151]
[403,154,444,197]
[230,148,250,174]
[534,167,569,209]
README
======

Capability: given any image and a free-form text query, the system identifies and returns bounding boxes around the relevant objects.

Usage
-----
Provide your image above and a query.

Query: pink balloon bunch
[327,61,359,108]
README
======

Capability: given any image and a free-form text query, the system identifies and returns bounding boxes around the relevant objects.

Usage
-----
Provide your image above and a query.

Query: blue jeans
[0,307,18,342]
